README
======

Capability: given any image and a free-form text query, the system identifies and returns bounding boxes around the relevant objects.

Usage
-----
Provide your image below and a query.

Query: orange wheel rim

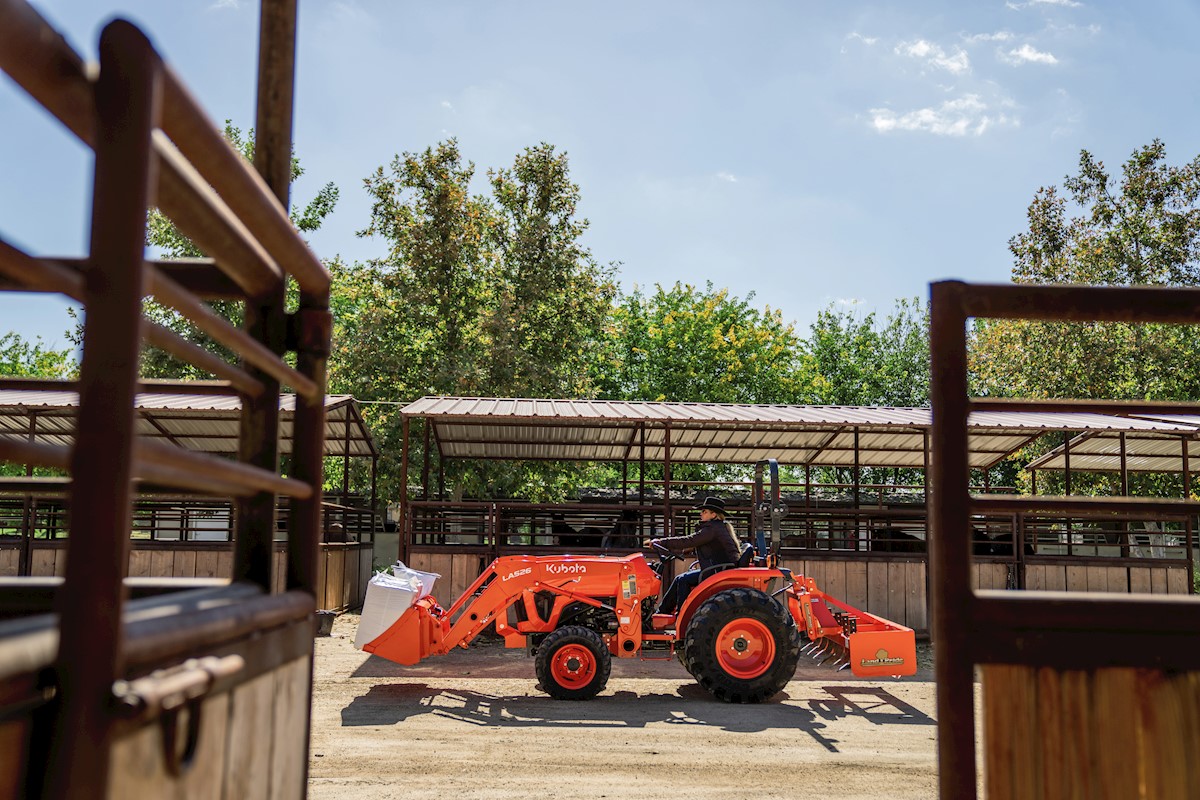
[550,644,596,690]
[716,618,775,679]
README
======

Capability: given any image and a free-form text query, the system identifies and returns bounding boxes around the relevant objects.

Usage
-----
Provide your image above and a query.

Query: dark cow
[602,508,642,551]
[988,531,1034,557]
[551,513,591,549]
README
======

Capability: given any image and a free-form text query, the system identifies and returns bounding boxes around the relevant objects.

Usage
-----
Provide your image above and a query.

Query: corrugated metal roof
[0,391,376,457]
[1026,419,1200,474]
[403,396,1195,467]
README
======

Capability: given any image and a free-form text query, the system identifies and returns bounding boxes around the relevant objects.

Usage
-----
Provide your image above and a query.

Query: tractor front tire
[535,625,612,700]
[682,587,801,703]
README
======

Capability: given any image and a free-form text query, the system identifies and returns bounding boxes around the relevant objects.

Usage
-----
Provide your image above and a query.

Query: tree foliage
[140,121,339,378]
[330,140,616,501]
[591,282,812,404]
[807,298,929,407]
[0,333,74,379]
[973,140,1200,403]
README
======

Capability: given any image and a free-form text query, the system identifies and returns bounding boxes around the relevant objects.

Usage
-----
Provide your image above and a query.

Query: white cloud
[440,100,455,110]
[1007,0,1082,9]
[870,94,1017,137]
[716,172,738,183]
[837,298,864,307]
[1002,44,1059,65]
[895,39,970,74]
[209,0,240,9]
[847,32,878,46]
[963,31,1014,44]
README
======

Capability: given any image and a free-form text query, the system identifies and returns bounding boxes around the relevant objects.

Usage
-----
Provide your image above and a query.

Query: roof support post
[19,411,36,577]
[422,419,431,501]
[853,426,861,550]
[370,454,378,542]
[663,422,673,536]
[1063,432,1072,556]
[400,415,410,562]
[1120,432,1130,558]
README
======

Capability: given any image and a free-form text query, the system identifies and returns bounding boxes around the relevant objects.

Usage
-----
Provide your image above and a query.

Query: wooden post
[400,415,410,561]
[663,422,672,536]
[46,20,156,797]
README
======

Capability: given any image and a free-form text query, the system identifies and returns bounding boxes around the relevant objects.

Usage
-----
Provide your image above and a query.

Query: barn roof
[0,390,377,458]
[401,396,1191,468]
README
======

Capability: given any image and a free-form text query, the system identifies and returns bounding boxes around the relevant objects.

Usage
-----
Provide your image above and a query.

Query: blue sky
[3,0,1200,350]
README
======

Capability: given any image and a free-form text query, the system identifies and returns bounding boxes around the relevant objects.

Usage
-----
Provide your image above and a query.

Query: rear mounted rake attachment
[787,577,917,678]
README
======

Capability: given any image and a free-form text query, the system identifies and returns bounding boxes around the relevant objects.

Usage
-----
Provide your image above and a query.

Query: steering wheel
[650,541,677,561]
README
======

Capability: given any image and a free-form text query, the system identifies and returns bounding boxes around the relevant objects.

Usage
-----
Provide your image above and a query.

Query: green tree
[973,140,1200,403]
[140,121,339,378]
[485,143,616,396]
[806,298,929,407]
[972,140,1200,495]
[0,333,74,379]
[592,282,813,404]
[332,140,616,501]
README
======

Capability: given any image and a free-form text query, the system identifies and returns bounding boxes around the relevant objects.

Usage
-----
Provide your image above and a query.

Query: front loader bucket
[362,597,444,666]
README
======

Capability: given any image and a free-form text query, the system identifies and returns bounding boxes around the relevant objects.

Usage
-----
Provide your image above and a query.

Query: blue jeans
[659,569,701,614]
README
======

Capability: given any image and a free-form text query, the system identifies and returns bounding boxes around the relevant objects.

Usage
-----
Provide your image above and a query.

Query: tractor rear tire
[535,625,612,700]
[682,587,801,703]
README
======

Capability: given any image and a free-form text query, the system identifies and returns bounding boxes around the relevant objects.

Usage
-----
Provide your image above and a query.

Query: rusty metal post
[422,419,431,500]
[18,412,36,576]
[370,454,378,542]
[400,415,410,562]
[928,281,976,800]
[44,20,158,799]
[663,422,673,536]
[853,426,860,550]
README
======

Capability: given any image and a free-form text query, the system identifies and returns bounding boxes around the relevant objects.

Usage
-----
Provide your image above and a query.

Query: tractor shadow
[340,682,933,753]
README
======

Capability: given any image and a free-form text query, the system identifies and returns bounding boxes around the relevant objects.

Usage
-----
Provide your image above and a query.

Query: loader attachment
[788,577,917,677]
[362,596,447,665]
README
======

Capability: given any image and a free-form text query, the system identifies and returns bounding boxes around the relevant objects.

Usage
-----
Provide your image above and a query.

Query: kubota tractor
[361,461,917,703]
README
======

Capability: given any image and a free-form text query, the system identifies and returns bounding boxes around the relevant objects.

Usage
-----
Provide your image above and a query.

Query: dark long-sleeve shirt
[657,518,741,570]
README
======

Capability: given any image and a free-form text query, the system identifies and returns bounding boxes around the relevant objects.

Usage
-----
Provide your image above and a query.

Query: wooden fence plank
[1093,669,1141,799]
[1025,565,1045,591]
[149,549,174,579]
[1044,565,1066,591]
[127,550,152,578]
[223,671,275,800]
[450,554,478,605]
[0,546,19,577]
[905,563,926,632]
[1128,567,1151,594]
[268,657,311,800]
[1150,567,1167,594]
[195,551,220,579]
[886,561,905,624]
[1166,565,1188,595]
[1106,566,1127,594]
[216,549,233,580]
[1065,565,1088,592]
[1086,567,1108,593]
[326,549,345,610]
[845,560,868,610]
[867,561,889,619]
[175,549,197,579]
[424,553,456,608]
[315,548,328,609]
[822,560,846,604]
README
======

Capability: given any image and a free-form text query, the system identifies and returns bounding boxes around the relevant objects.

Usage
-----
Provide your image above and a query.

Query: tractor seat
[735,542,754,568]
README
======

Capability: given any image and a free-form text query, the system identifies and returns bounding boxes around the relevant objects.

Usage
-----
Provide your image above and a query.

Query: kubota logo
[547,563,586,575]
[860,648,906,667]
[502,568,532,582]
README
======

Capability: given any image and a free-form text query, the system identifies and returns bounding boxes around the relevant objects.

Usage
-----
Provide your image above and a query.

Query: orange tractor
[363,461,916,702]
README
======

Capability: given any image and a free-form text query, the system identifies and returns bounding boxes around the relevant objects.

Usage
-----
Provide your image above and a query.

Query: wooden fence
[0,539,374,611]
[406,547,1191,636]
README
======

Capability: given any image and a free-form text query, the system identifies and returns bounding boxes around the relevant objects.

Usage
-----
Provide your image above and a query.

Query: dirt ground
[308,613,945,800]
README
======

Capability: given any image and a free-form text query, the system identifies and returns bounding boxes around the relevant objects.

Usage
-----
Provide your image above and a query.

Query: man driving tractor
[649,496,742,614]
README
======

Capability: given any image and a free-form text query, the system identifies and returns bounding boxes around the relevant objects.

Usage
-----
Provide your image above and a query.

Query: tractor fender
[675,568,790,636]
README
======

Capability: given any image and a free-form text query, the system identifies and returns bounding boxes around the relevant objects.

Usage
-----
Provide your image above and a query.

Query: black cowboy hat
[693,496,726,514]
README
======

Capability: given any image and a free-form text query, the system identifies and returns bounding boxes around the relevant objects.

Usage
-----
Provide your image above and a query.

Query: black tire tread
[681,587,801,703]
[534,625,612,701]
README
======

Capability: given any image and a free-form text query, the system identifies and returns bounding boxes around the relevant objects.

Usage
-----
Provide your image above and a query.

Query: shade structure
[0,390,376,458]
[1025,414,1200,474]
[401,396,1193,468]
